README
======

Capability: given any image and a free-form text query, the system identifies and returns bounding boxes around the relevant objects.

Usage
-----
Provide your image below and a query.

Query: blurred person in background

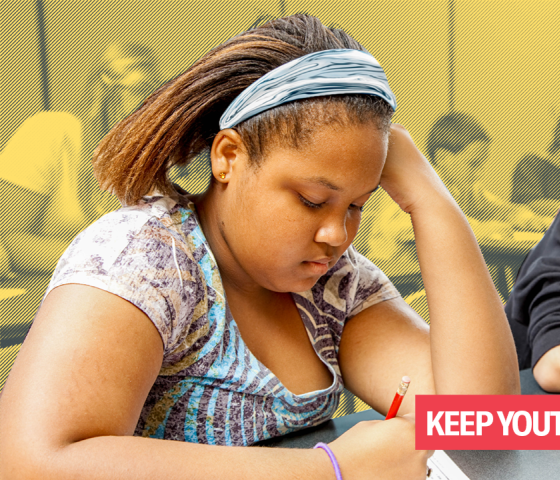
[505,211,560,392]
[0,43,161,278]
[510,117,560,219]
[363,111,548,300]
[425,112,548,238]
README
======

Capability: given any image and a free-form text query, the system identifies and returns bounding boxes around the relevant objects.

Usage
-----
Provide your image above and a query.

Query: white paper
[427,450,470,480]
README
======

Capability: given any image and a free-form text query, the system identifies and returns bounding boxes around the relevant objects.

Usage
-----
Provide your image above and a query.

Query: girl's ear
[210,129,247,183]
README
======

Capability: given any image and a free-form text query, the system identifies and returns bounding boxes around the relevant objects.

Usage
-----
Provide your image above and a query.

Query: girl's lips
[302,258,332,275]
[308,256,333,265]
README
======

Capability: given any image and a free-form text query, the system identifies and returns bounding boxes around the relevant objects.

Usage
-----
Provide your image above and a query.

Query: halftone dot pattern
[1,1,44,150]
[0,344,20,388]
[170,153,212,194]
[0,0,285,390]
[1,1,559,424]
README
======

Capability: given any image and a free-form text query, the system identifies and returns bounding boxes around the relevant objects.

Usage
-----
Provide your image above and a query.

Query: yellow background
[1,0,559,417]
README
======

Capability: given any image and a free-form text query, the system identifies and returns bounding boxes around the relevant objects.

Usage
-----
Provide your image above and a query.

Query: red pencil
[385,376,411,420]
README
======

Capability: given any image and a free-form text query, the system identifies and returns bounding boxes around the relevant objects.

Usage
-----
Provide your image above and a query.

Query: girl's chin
[264,274,321,294]
[258,263,329,293]
[286,274,323,294]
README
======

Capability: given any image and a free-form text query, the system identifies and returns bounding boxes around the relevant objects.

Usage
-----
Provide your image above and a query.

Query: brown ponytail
[92,15,393,205]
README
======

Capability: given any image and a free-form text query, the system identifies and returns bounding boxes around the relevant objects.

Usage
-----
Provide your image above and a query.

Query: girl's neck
[194,188,276,302]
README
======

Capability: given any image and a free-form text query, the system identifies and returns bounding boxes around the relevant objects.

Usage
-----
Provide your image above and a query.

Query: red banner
[416,395,560,450]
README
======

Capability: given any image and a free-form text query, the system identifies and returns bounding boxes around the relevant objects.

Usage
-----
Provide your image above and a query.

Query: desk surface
[258,369,558,480]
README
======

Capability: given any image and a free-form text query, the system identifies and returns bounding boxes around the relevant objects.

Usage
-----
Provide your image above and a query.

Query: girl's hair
[93,15,394,205]
[425,111,491,164]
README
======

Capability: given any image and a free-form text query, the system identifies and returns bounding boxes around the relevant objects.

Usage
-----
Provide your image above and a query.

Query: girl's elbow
[0,429,68,480]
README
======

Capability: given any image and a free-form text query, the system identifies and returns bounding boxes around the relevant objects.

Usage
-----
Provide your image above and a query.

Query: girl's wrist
[382,167,456,217]
[308,446,340,479]
[314,443,342,479]
[405,185,460,218]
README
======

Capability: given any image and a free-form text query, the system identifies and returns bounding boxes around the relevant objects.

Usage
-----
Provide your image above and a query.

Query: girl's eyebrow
[302,176,380,195]
[303,176,341,191]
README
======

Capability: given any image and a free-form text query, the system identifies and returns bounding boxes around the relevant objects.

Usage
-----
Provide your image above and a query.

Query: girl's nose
[314,214,348,247]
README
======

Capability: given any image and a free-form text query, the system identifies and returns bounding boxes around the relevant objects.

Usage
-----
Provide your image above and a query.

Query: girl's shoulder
[43,195,212,353]
[57,195,197,270]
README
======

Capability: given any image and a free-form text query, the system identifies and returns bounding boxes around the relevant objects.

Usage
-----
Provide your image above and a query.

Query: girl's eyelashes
[299,194,324,209]
[299,194,364,212]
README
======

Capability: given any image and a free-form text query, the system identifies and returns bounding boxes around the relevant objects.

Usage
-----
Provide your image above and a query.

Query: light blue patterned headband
[219,48,396,130]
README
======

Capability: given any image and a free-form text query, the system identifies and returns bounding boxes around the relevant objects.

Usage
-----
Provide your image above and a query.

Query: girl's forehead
[252,128,385,190]
[272,121,387,152]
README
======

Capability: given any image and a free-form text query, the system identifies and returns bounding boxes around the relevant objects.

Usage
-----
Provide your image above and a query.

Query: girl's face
[209,122,387,293]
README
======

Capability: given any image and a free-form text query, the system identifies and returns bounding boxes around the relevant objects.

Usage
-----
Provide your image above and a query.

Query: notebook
[427,450,470,479]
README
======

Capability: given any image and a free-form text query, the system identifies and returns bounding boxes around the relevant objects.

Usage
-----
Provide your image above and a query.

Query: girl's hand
[380,124,450,214]
[328,414,432,479]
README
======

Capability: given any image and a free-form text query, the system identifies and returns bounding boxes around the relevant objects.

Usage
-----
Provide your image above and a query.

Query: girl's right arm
[0,284,429,480]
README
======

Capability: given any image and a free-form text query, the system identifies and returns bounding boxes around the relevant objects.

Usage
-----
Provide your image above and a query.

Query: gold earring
[218,172,226,179]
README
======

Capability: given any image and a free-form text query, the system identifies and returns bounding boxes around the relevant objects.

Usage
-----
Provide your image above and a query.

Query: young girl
[0,15,519,480]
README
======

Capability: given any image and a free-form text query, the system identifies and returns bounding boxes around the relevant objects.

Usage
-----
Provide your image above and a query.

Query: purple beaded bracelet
[313,442,343,480]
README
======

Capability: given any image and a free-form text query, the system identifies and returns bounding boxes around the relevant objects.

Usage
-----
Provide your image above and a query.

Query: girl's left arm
[338,296,435,416]
[338,124,520,415]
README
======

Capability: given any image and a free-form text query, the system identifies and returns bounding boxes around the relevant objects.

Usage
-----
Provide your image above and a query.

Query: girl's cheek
[347,217,362,242]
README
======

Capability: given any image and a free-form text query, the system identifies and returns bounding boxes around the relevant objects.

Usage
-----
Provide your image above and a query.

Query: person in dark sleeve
[510,117,560,218]
[505,211,560,392]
